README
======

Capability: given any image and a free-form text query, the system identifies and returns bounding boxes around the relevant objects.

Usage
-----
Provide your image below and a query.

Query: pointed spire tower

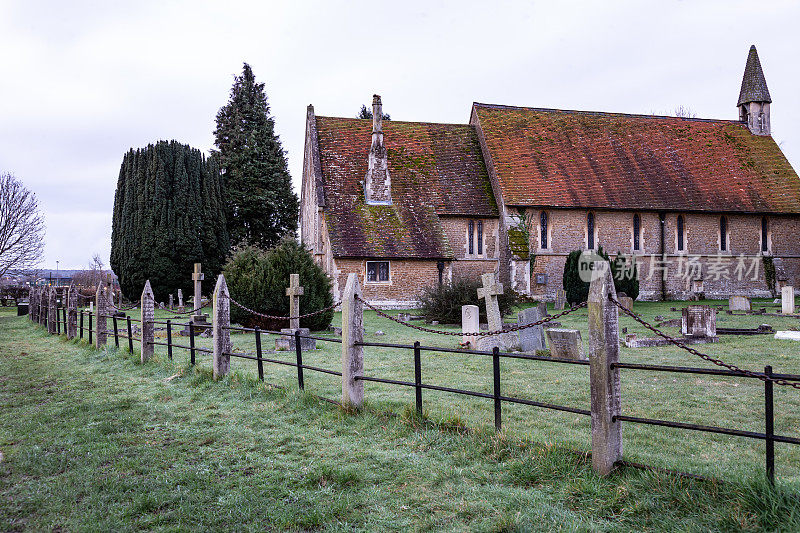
[737,45,772,135]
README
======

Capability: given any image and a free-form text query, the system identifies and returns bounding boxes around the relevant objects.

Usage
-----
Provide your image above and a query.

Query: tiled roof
[738,45,771,106]
[315,117,498,259]
[472,103,800,214]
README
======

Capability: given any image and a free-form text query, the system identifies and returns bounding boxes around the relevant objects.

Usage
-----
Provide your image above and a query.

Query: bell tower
[737,45,772,136]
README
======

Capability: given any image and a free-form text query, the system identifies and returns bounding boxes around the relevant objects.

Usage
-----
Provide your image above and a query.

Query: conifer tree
[110,141,230,301]
[214,63,299,248]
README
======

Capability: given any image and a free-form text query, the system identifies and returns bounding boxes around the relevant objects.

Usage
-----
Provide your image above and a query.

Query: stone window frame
[466,219,487,258]
[632,213,641,252]
[586,212,596,250]
[719,215,730,253]
[676,214,686,253]
[365,261,391,284]
[761,217,772,254]
[539,210,550,251]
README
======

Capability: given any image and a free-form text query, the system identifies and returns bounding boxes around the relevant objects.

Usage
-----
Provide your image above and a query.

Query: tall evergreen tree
[214,63,299,249]
[110,141,230,301]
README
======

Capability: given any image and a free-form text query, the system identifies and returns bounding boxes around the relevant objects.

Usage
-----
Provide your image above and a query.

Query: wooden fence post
[140,280,155,362]
[341,273,364,409]
[39,287,46,326]
[95,284,109,349]
[67,283,78,339]
[587,259,622,475]
[212,274,231,380]
[47,287,57,335]
[29,288,36,322]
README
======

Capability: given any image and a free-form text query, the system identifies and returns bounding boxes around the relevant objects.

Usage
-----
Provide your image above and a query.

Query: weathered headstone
[553,289,567,311]
[517,307,547,351]
[461,305,479,345]
[169,294,174,310]
[782,286,795,315]
[729,295,751,311]
[177,289,184,313]
[617,292,634,312]
[681,305,717,338]
[477,273,503,332]
[276,273,316,351]
[546,328,585,360]
[537,301,548,316]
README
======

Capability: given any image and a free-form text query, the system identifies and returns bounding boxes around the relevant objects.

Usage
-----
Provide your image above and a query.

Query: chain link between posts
[229,296,341,321]
[356,295,587,337]
[610,295,800,389]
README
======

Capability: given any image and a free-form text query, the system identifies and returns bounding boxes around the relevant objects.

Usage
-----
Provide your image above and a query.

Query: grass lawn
[2,304,799,530]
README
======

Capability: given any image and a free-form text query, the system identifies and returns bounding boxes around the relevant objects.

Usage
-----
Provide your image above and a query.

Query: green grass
[3,304,800,530]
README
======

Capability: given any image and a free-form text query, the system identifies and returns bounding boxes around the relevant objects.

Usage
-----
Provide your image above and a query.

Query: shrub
[611,252,640,300]
[223,238,334,331]
[563,247,640,304]
[417,277,520,325]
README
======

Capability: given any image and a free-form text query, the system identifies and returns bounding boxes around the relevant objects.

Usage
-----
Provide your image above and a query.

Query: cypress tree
[214,63,299,249]
[110,141,230,301]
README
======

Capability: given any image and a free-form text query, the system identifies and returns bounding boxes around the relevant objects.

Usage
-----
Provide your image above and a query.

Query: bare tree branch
[0,173,45,278]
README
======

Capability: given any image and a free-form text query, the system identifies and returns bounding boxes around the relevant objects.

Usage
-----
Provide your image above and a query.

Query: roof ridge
[472,102,741,124]
[316,115,471,127]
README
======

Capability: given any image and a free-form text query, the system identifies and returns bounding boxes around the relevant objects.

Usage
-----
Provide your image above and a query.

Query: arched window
[677,215,685,252]
[540,211,548,249]
[477,220,483,255]
[761,217,769,252]
[468,220,474,255]
[720,216,728,251]
[633,214,641,251]
[587,212,595,250]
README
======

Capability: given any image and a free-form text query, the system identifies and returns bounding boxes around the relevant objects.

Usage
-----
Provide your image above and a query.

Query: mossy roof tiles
[315,116,498,259]
[473,103,800,214]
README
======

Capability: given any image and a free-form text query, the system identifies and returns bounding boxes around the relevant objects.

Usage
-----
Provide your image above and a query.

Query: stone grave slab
[517,307,546,352]
[775,331,800,341]
[553,289,567,311]
[782,286,795,315]
[275,328,317,351]
[729,295,751,311]
[546,328,584,360]
[462,305,479,346]
[681,305,716,338]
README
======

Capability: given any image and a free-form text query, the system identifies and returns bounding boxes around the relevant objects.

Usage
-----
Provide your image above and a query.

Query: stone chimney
[364,94,391,205]
[737,45,772,136]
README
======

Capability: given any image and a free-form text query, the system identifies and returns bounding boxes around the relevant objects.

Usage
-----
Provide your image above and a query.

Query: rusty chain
[229,296,341,321]
[610,295,800,389]
[160,303,210,315]
[356,295,587,337]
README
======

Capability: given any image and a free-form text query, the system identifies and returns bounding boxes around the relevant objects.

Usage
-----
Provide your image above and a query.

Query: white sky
[1,0,798,269]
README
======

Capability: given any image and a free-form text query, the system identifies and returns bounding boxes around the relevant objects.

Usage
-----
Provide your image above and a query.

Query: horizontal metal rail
[614,414,800,445]
[150,341,212,354]
[612,362,800,381]
[224,351,342,376]
[357,341,591,365]
[222,325,343,343]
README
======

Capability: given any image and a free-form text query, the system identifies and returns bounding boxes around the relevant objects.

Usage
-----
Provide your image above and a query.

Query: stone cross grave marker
[192,263,204,316]
[546,328,585,360]
[286,273,304,330]
[477,273,503,332]
[782,285,795,315]
[461,305,479,346]
[517,307,546,352]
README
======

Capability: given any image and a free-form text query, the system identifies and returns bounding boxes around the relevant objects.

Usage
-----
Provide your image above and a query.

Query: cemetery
[17,262,800,487]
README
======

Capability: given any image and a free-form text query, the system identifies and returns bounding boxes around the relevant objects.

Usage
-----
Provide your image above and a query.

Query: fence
[23,265,800,483]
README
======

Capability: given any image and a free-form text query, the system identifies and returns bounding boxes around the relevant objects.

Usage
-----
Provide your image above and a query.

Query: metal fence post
[89,312,93,344]
[127,316,134,353]
[212,274,231,380]
[113,315,120,348]
[189,323,195,365]
[493,346,502,430]
[414,341,422,416]
[295,329,305,390]
[765,365,775,485]
[255,327,263,381]
[341,273,364,409]
[166,320,173,360]
[588,259,622,476]
[140,280,155,362]
[79,310,84,340]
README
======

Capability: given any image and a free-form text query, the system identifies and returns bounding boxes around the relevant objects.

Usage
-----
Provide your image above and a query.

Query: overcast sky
[1,0,798,270]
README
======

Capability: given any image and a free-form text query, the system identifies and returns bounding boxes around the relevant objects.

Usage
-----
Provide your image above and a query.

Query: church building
[300,46,800,305]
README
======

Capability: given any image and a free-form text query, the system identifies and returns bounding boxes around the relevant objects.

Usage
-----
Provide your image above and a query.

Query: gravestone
[728,295,751,311]
[681,305,717,338]
[537,301,548,316]
[617,293,634,312]
[517,307,547,352]
[782,286,795,315]
[546,328,585,360]
[169,294,174,310]
[461,305,479,346]
[775,331,800,341]
[275,274,316,351]
[553,289,567,311]
[477,273,503,332]
[177,289,184,313]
